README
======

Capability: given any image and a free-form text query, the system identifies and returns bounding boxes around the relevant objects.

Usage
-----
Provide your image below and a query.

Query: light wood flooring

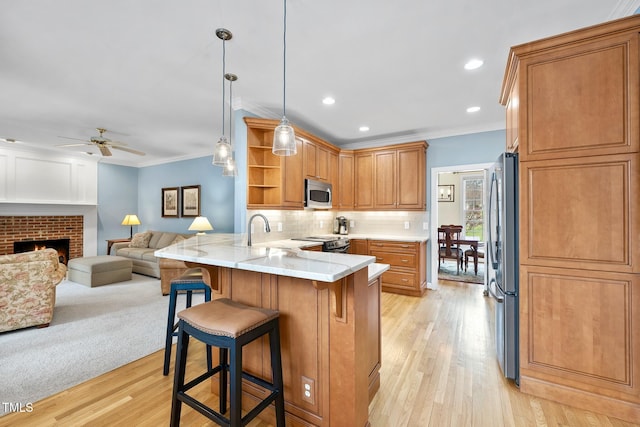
[1,280,638,426]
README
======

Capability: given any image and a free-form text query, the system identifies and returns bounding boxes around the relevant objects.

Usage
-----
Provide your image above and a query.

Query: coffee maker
[334,216,348,235]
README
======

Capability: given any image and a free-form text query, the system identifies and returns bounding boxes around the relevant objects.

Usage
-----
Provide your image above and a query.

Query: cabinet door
[366,275,381,400]
[373,150,396,209]
[520,32,639,161]
[519,154,638,273]
[281,137,304,208]
[397,147,425,210]
[349,239,368,255]
[338,152,354,210]
[355,152,374,209]
[304,139,317,179]
[317,145,329,181]
[329,151,339,207]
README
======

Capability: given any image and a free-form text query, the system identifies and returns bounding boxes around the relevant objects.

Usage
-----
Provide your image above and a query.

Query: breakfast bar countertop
[154,233,376,283]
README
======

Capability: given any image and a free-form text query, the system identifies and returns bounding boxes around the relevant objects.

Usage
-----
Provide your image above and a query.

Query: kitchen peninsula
[155,234,385,427]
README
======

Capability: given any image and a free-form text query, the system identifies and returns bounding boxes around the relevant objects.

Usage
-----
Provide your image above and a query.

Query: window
[462,176,484,240]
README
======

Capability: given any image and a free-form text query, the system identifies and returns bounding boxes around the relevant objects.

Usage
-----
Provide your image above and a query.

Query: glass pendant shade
[212,136,231,165]
[272,117,297,155]
[222,157,238,177]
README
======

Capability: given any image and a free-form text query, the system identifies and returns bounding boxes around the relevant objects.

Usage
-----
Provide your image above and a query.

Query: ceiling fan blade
[97,145,112,156]
[111,145,146,156]
[56,142,91,148]
[58,136,90,142]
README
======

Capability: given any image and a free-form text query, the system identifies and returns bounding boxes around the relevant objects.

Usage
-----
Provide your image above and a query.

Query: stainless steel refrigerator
[487,152,519,384]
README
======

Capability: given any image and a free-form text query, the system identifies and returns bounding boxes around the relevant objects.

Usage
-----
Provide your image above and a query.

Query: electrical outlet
[350,220,355,228]
[404,221,410,230]
[320,220,324,228]
[250,224,254,233]
[277,222,283,232]
[423,222,428,230]
[301,376,315,405]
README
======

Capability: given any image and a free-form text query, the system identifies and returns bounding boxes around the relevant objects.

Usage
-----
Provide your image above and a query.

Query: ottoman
[68,255,133,287]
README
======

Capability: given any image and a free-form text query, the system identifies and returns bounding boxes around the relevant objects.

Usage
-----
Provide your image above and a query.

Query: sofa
[110,230,191,279]
[0,248,68,332]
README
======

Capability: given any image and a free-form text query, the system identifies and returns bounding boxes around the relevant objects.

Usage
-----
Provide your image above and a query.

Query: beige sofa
[110,230,191,279]
[0,249,67,332]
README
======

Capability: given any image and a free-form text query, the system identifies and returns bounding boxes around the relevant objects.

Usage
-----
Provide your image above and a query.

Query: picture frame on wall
[438,184,455,202]
[161,187,179,217]
[181,185,201,217]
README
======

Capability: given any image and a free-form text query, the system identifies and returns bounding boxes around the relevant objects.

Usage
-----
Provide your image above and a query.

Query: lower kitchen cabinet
[368,240,426,297]
[349,239,368,255]
[367,273,382,401]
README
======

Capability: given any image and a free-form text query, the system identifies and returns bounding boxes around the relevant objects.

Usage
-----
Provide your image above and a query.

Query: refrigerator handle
[488,171,499,270]
[487,278,504,303]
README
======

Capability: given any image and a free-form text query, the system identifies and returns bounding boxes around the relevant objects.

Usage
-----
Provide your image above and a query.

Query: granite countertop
[154,234,377,283]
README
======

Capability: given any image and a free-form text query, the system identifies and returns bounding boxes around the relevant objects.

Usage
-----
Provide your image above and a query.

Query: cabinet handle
[376,257,384,261]
[401,279,408,282]
[401,259,409,263]
[401,245,409,248]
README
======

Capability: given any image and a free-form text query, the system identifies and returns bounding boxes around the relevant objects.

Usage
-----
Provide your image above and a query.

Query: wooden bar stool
[163,268,212,376]
[170,298,285,427]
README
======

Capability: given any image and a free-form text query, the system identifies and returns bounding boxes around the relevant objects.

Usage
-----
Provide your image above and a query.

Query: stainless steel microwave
[305,179,332,209]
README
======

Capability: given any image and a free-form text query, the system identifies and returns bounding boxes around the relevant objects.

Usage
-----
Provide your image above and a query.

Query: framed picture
[438,184,455,202]
[161,187,179,217]
[181,185,201,217]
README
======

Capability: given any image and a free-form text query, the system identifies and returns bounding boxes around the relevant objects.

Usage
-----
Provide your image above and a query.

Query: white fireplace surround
[1,146,99,256]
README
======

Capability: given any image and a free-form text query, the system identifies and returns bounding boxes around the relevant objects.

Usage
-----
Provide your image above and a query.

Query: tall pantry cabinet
[501,16,640,423]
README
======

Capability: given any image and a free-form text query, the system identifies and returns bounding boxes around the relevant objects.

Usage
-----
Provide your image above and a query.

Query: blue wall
[97,156,235,254]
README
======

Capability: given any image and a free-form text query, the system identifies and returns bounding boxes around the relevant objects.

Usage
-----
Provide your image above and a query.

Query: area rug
[0,274,203,416]
[438,260,485,284]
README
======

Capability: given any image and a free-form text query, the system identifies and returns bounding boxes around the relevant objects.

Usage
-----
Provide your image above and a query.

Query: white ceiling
[1,0,638,166]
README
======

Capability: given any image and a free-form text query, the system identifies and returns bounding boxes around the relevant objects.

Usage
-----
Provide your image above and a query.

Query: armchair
[0,249,67,333]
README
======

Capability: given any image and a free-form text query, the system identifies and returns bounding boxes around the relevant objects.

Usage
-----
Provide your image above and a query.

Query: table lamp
[121,214,141,239]
[188,216,213,235]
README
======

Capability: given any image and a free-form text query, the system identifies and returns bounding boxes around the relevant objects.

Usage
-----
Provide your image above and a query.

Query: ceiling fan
[57,128,145,157]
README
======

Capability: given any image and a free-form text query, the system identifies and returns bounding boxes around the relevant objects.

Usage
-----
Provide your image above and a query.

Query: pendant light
[223,72,238,177]
[272,0,297,156]
[212,28,233,166]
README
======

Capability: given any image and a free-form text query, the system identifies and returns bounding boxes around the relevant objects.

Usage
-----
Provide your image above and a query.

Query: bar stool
[163,268,212,376]
[170,298,285,427]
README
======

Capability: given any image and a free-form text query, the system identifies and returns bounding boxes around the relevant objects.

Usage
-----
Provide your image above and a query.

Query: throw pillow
[172,235,186,245]
[130,232,152,248]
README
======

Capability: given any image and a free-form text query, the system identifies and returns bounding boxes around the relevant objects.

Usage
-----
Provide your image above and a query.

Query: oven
[292,236,350,253]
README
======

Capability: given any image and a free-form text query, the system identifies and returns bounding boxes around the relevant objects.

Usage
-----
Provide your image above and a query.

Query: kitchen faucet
[247,213,271,246]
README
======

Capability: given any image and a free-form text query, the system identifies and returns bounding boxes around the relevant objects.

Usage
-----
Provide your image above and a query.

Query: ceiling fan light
[272,117,296,156]
[212,136,231,165]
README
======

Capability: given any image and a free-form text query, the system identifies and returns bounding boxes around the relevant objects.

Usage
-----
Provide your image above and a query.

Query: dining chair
[438,225,464,274]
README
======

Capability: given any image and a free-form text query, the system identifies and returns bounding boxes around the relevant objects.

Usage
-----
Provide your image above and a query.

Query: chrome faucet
[247,213,271,246]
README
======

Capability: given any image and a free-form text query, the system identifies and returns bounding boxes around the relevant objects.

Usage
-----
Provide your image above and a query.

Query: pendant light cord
[221,39,226,137]
[229,77,233,149]
[282,0,287,118]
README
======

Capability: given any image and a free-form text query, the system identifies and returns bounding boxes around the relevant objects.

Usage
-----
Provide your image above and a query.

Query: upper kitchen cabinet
[354,141,428,211]
[501,25,639,161]
[303,139,337,182]
[245,117,303,209]
[338,151,355,210]
[500,15,640,424]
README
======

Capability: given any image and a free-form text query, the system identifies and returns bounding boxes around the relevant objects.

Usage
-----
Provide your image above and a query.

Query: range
[291,236,350,253]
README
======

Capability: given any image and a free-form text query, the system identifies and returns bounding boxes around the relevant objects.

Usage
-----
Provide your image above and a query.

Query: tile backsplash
[245,209,429,242]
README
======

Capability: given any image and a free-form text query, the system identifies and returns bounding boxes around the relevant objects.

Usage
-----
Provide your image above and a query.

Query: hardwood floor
[1,280,637,426]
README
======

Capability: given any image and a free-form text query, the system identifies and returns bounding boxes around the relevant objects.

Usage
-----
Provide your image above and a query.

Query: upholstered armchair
[0,248,67,333]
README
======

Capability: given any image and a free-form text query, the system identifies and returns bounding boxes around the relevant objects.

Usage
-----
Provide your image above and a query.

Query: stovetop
[291,236,348,242]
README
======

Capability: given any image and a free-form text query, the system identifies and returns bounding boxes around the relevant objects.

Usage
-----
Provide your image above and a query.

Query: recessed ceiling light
[467,106,481,113]
[359,126,370,132]
[464,59,484,70]
[322,97,335,105]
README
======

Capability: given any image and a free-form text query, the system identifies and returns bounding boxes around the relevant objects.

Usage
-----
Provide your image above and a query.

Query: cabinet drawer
[368,240,417,252]
[381,270,416,288]
[370,250,416,268]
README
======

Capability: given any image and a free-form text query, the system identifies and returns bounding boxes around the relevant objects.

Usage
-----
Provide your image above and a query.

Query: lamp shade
[188,216,214,234]
[121,214,141,226]
[272,117,297,156]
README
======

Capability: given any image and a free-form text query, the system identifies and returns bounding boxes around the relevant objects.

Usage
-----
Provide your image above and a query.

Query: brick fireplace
[0,216,83,259]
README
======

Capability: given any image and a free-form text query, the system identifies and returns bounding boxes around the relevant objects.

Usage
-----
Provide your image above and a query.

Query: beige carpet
[0,274,204,416]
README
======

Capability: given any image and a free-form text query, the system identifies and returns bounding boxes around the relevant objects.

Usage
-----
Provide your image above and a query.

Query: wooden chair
[438,225,464,274]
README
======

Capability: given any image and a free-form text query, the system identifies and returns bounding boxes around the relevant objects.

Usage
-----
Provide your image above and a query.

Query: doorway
[430,162,492,290]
